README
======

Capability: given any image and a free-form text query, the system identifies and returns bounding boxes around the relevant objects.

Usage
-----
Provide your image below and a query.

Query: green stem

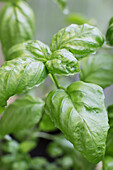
[33,132,55,141]
[49,74,66,90]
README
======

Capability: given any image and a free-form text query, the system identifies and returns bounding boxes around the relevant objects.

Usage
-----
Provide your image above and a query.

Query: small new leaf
[0,57,47,107]
[46,49,80,75]
[50,24,104,59]
[45,81,109,163]
[80,54,113,89]
[0,95,44,136]
[0,1,35,59]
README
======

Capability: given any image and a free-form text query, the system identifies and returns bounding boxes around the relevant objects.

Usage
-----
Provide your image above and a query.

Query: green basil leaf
[106,17,113,45]
[106,128,113,157]
[7,40,51,61]
[19,141,36,153]
[29,157,47,170]
[2,140,19,153]
[0,1,35,59]
[57,156,74,169]
[0,95,44,136]
[45,81,109,163]
[66,13,93,25]
[12,161,29,170]
[80,54,113,89]
[8,41,80,76]
[46,49,80,75]
[39,113,56,132]
[103,156,113,170]
[0,57,47,107]
[107,105,113,128]
[47,142,63,158]
[106,105,113,157]
[55,0,68,14]
[0,106,5,114]
[50,24,104,59]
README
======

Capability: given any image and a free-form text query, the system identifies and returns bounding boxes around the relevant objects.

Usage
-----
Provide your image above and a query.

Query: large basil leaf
[80,54,113,89]
[7,40,51,61]
[0,57,47,107]
[106,105,113,157]
[0,95,44,136]
[50,24,104,59]
[0,1,34,59]
[8,41,80,75]
[46,49,80,75]
[103,156,113,170]
[45,81,109,163]
[106,17,113,45]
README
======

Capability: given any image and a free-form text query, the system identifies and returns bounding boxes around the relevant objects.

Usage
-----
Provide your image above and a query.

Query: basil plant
[0,0,113,170]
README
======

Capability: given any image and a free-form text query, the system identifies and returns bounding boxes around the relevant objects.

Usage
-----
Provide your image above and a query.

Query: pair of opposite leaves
[0,1,109,164]
[0,11,104,107]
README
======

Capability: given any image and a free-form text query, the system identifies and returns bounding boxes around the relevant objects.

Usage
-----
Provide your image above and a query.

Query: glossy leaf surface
[7,40,51,61]
[46,49,80,75]
[80,54,113,89]
[0,1,34,58]
[0,95,44,136]
[0,57,47,107]
[50,24,104,59]
[8,41,80,76]
[45,81,109,163]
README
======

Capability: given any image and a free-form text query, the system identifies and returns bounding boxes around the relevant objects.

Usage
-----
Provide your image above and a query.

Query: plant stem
[49,74,66,90]
[33,132,55,141]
